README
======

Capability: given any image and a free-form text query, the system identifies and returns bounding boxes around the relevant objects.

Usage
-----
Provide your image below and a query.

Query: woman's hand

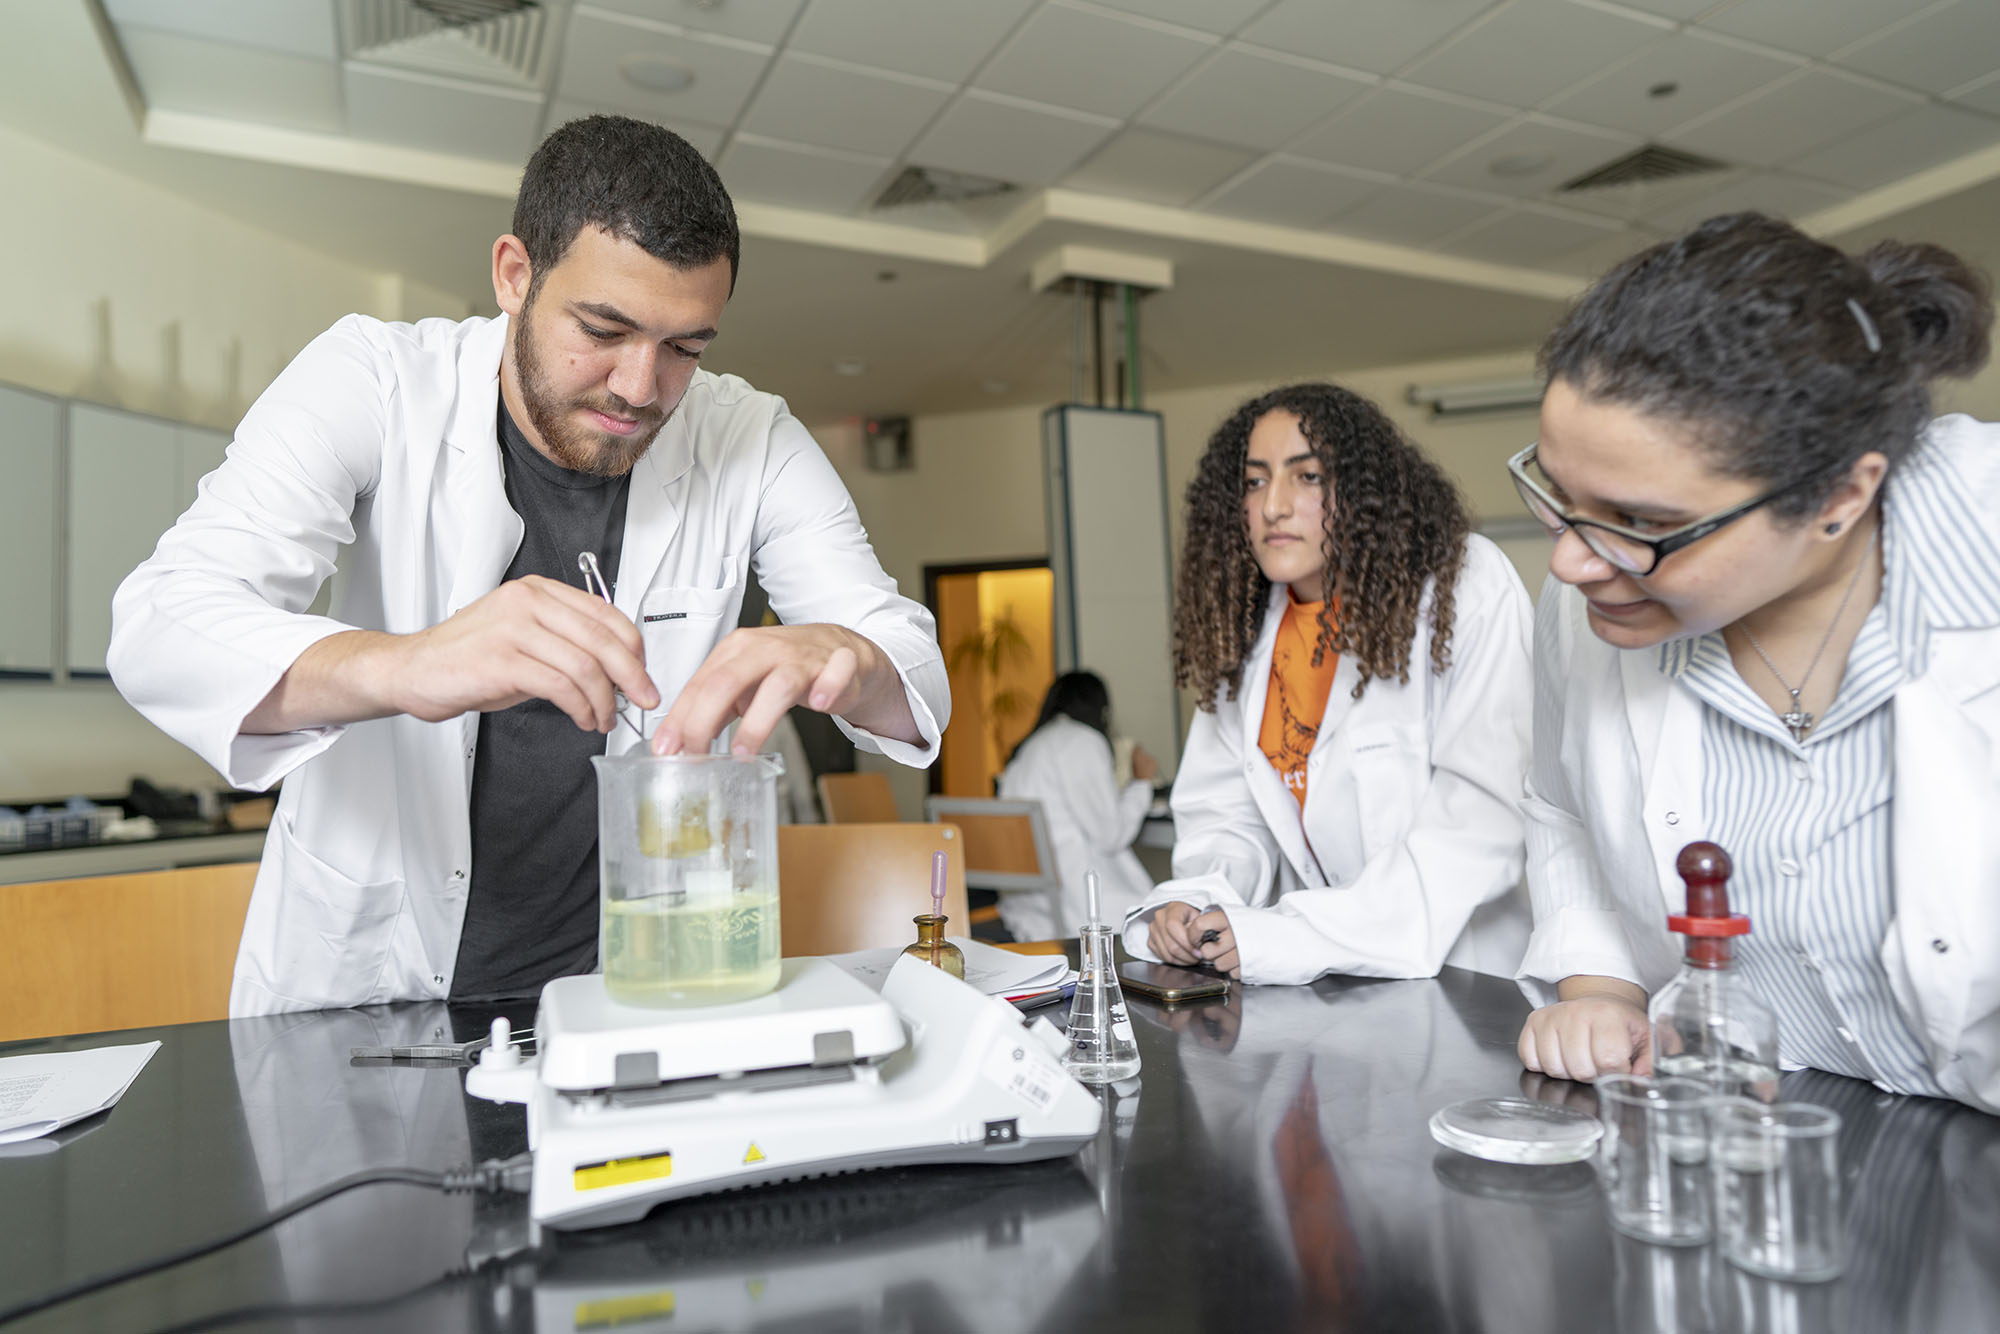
[1147,901,1203,964]
[1517,976,1651,1082]
[1130,744,1158,784]
[1190,907,1240,979]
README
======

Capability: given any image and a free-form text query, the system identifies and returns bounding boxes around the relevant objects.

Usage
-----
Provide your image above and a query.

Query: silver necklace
[1739,525,1877,744]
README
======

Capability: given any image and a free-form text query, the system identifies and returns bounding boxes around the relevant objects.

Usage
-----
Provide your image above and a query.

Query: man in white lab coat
[108,116,948,1015]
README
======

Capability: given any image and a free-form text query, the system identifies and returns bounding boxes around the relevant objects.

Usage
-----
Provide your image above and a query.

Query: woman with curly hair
[1513,214,2000,1112]
[1121,382,1535,984]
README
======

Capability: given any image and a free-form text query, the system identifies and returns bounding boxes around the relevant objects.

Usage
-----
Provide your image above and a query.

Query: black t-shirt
[450,398,632,1001]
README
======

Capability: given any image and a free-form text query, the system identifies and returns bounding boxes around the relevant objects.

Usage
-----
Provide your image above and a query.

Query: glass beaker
[591,752,784,1007]
[1062,924,1141,1084]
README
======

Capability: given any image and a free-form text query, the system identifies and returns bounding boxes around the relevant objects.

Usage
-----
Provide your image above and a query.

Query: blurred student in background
[997,671,1158,941]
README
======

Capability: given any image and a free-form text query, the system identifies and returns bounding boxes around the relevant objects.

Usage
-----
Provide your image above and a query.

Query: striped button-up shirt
[1659,438,2000,1097]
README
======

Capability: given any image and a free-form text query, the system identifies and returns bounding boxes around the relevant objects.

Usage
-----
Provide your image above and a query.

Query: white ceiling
[7,0,2000,421]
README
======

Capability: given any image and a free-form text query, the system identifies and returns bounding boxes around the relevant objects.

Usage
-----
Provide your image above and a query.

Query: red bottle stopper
[1668,841,1751,967]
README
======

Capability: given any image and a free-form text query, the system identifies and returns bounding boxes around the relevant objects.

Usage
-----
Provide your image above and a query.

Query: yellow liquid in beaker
[602,892,781,1007]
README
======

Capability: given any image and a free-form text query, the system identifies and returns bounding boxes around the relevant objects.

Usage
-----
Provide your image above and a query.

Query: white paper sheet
[824,938,1073,997]
[0,1041,160,1144]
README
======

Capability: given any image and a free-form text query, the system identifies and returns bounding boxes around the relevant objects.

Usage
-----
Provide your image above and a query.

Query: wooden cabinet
[0,385,61,675]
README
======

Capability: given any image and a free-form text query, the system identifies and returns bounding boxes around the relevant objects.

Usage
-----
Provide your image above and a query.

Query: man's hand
[1517,976,1652,1083]
[244,575,658,735]
[1130,744,1158,784]
[650,623,920,756]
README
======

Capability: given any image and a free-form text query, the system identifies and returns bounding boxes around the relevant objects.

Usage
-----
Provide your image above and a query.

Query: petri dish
[1429,1096,1604,1165]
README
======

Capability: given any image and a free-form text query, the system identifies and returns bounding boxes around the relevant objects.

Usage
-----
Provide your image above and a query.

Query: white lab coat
[109,313,948,1016]
[995,716,1155,941]
[1124,534,1534,982]
[1517,415,2000,1114]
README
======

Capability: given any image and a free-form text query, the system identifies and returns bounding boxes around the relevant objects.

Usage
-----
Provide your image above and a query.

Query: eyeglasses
[1507,444,1806,576]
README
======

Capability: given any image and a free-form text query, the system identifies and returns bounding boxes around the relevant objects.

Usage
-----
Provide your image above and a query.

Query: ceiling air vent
[1560,144,1727,193]
[873,165,1016,210]
[341,0,555,90]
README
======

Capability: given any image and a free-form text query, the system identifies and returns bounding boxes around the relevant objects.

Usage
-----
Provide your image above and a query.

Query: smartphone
[1118,960,1229,1004]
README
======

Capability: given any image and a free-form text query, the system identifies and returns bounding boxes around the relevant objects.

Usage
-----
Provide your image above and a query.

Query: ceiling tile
[1422,117,1638,199]
[1087,0,1270,37]
[1699,0,1927,61]
[1548,227,1668,278]
[1326,182,1503,244]
[343,64,545,162]
[718,135,892,213]
[1952,73,2000,117]
[1140,47,1373,152]
[105,0,336,60]
[1239,0,1500,77]
[741,56,949,157]
[908,92,1116,187]
[787,0,1039,84]
[1833,2,2000,96]
[1602,0,1713,17]
[543,98,727,160]
[1441,205,1625,267]
[554,10,773,128]
[1545,32,1798,138]
[977,5,1212,119]
[118,26,342,133]
[1060,128,1256,206]
[1544,164,1753,223]
[1402,0,1667,109]
[1197,158,1383,229]
[581,0,809,45]
[1787,104,2000,191]
[1290,85,1509,176]
[1644,170,1852,233]
[1665,69,1920,169]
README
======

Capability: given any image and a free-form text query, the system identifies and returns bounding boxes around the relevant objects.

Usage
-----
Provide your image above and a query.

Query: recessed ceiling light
[621,56,695,95]
[1489,153,1555,180]
[877,270,899,283]
[1648,81,1680,99]
[832,359,866,377]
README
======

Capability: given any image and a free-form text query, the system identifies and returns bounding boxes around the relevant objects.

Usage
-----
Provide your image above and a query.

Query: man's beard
[512,305,669,478]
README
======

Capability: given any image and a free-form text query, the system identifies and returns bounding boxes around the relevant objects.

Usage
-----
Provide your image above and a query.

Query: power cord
[0,1155,533,1329]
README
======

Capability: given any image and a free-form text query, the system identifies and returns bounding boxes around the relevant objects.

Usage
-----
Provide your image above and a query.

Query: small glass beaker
[1595,1074,1713,1247]
[1714,1098,1844,1282]
[592,752,783,1007]
[1062,924,1141,1084]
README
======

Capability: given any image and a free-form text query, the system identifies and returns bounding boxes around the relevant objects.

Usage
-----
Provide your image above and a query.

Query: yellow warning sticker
[574,1150,673,1192]
[743,1142,766,1165]
[574,1291,675,1328]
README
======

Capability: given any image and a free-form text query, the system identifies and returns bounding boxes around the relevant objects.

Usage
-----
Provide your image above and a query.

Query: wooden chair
[776,823,968,956]
[0,862,258,1042]
[815,771,901,823]
[923,797,1061,934]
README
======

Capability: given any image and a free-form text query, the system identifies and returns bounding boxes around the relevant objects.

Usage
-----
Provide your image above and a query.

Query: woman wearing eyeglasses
[1514,211,2000,1112]
[1123,382,1535,984]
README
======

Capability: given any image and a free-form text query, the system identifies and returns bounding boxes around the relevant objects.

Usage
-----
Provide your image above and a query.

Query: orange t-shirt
[1258,597,1340,809]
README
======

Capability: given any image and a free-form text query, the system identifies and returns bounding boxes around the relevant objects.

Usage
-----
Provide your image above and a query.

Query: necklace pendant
[1781,706,1813,744]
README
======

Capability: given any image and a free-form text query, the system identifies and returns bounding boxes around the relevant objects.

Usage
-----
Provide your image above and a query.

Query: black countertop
[1,969,1994,1333]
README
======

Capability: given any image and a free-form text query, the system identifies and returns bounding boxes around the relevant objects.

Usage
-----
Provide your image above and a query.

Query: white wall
[0,123,471,805]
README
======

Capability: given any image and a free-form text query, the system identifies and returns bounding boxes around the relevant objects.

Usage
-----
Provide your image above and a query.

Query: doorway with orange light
[923,560,1056,798]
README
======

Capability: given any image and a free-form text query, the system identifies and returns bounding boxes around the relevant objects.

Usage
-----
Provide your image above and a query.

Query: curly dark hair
[1541,211,1992,519]
[1175,382,1471,711]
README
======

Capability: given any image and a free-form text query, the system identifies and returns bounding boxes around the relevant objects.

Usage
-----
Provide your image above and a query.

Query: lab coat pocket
[641,582,744,711]
[1349,724,1426,857]
[268,814,405,1005]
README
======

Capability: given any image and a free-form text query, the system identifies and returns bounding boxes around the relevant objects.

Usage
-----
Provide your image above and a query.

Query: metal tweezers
[349,1028,536,1067]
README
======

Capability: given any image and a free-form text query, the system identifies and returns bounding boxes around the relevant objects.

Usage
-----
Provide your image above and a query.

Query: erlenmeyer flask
[1063,924,1141,1084]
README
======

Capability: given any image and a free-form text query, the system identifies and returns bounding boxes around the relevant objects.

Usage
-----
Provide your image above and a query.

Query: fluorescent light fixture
[1405,377,1544,418]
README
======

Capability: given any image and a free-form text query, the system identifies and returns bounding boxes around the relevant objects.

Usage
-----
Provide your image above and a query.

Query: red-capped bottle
[1646,842,1780,1100]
